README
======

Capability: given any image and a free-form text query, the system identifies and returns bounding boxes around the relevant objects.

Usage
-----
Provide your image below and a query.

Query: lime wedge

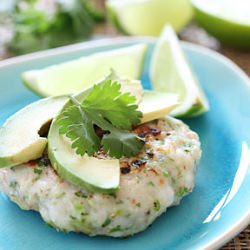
[150,25,209,118]
[192,0,250,49]
[106,0,193,35]
[22,44,147,97]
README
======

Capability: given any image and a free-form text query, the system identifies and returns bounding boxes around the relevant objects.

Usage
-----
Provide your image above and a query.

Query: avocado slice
[48,80,179,193]
[48,127,120,193]
[0,96,67,168]
[140,91,179,124]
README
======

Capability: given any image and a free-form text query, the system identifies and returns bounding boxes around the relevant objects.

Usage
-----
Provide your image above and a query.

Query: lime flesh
[22,44,147,97]
[106,0,193,35]
[150,25,209,117]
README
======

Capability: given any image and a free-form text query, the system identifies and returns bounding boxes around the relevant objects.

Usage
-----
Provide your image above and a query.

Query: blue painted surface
[0,40,250,250]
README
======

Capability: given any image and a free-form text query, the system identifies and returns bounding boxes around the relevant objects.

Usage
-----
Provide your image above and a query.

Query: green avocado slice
[0,96,68,168]
[140,91,179,124]
[48,89,121,193]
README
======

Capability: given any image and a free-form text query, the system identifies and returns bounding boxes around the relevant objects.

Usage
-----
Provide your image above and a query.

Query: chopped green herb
[9,181,18,188]
[153,199,161,212]
[115,210,124,216]
[171,177,177,184]
[148,181,155,187]
[163,171,169,178]
[58,79,144,158]
[70,215,77,220]
[75,190,88,198]
[46,220,66,232]
[70,218,90,232]
[116,200,124,205]
[184,142,193,147]
[34,167,43,175]
[81,212,88,216]
[136,202,141,207]
[108,193,117,199]
[109,225,122,233]
[38,157,50,167]
[155,138,164,145]
[31,177,38,183]
[56,192,65,199]
[102,217,111,227]
[183,142,193,153]
[176,187,189,198]
[74,202,84,212]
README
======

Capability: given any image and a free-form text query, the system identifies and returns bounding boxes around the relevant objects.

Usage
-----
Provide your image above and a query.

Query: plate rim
[0,36,250,250]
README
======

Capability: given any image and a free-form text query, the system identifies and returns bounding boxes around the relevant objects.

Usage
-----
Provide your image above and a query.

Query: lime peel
[192,0,250,49]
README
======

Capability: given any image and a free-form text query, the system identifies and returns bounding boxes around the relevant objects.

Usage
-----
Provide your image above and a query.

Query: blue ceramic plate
[0,38,250,250]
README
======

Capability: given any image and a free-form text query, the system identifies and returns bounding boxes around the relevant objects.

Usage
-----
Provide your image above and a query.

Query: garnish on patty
[58,80,144,159]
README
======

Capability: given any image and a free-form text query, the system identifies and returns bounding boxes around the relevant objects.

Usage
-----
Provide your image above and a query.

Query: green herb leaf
[102,217,111,227]
[83,80,141,129]
[102,128,144,158]
[6,0,104,55]
[58,104,100,156]
[153,199,161,211]
[58,80,144,158]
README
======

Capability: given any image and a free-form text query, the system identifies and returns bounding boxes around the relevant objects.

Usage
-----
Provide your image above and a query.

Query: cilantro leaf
[102,129,144,158]
[58,104,100,156]
[5,0,105,55]
[83,80,142,129]
[58,80,144,158]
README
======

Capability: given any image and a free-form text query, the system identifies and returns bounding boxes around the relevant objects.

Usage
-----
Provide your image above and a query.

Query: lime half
[106,0,193,35]
[192,0,250,49]
[150,25,209,118]
[22,44,147,97]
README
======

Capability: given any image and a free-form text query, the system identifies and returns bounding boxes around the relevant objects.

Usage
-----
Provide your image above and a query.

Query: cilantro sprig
[58,80,144,158]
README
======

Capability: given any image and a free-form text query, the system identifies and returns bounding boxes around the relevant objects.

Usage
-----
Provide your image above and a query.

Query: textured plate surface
[0,38,250,250]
